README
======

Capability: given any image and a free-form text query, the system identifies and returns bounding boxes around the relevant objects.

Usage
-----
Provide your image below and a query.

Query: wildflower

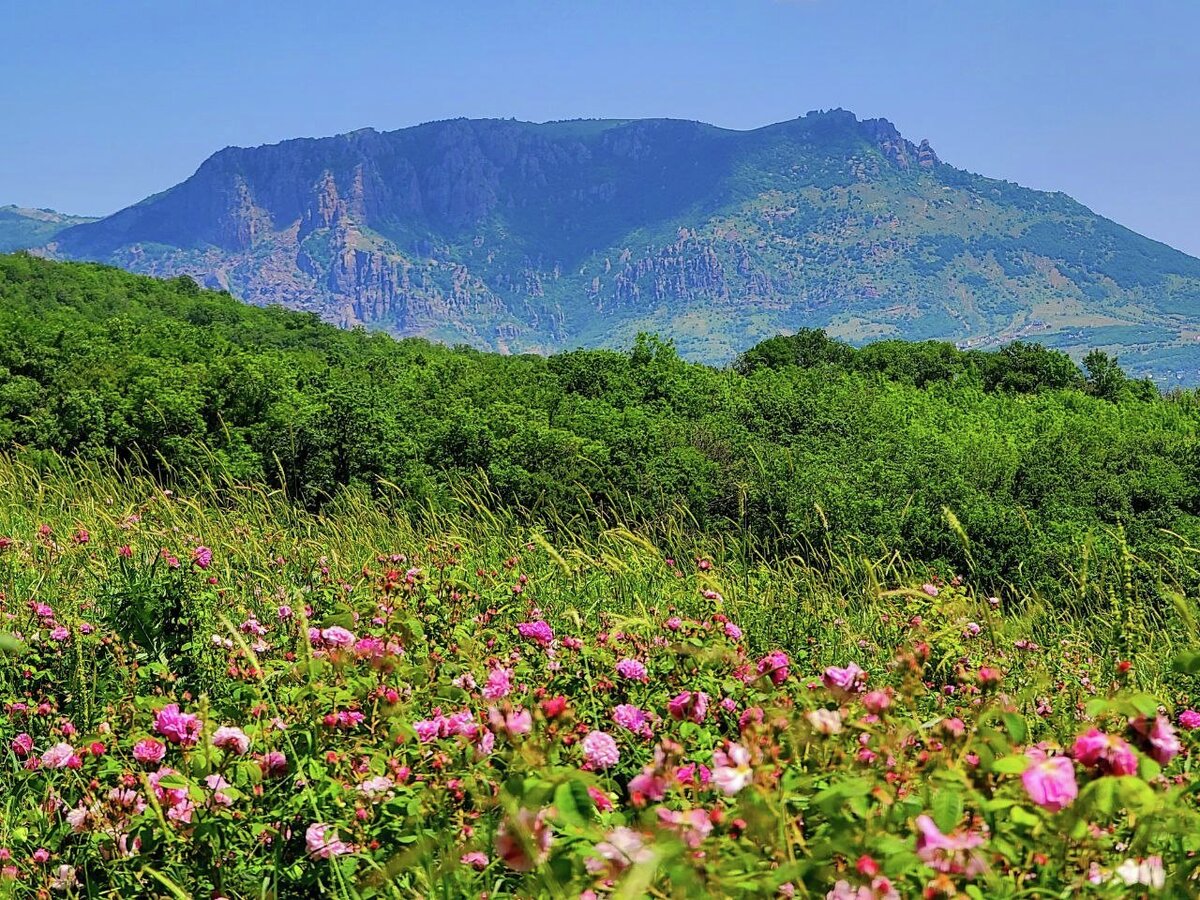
[613,704,653,737]
[494,807,552,871]
[482,667,513,700]
[582,730,620,769]
[756,650,790,685]
[914,815,986,877]
[319,626,357,648]
[460,851,489,870]
[212,726,251,755]
[1021,749,1077,812]
[132,738,167,765]
[540,695,568,718]
[667,691,709,723]
[154,704,202,747]
[616,658,649,681]
[49,626,69,642]
[49,865,77,891]
[713,743,753,795]
[40,743,79,769]
[826,879,900,900]
[259,750,288,777]
[656,807,713,848]
[10,734,33,757]
[488,706,533,738]
[665,616,683,631]
[587,826,654,874]
[922,583,939,597]
[1131,715,1181,765]
[357,775,394,801]
[862,690,891,714]
[1113,856,1165,889]
[823,662,866,696]
[1072,728,1138,776]
[191,546,213,569]
[1180,709,1200,730]
[723,621,742,640]
[306,823,353,859]
[807,708,843,735]
[517,620,554,647]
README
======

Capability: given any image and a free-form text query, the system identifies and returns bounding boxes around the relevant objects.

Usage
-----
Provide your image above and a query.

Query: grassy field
[0,452,1199,897]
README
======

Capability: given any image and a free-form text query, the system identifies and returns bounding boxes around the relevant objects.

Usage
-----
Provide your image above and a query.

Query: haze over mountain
[37,110,1200,381]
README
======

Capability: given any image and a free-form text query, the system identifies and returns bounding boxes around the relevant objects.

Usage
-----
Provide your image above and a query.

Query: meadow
[1,451,1199,898]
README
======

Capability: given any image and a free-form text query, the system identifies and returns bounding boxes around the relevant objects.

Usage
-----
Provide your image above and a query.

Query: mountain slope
[44,110,1200,381]
[0,205,95,252]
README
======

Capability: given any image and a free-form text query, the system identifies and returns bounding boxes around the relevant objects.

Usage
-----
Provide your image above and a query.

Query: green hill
[0,204,94,252]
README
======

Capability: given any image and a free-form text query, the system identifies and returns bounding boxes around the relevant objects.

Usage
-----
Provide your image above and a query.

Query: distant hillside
[43,110,1200,382]
[0,205,94,252]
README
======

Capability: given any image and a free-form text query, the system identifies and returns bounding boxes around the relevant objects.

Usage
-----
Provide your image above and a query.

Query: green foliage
[1,255,1200,600]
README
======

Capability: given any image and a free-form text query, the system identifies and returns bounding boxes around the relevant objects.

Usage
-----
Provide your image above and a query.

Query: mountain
[1,205,95,253]
[43,110,1200,381]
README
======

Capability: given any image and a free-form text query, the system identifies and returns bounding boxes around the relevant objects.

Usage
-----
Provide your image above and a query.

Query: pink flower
[656,807,713,848]
[581,730,620,769]
[488,706,532,737]
[713,743,753,795]
[756,650,790,686]
[319,626,356,648]
[667,691,708,723]
[915,815,986,877]
[1131,715,1181,765]
[1180,709,1200,730]
[211,726,250,755]
[132,738,166,765]
[306,823,353,859]
[862,690,891,714]
[260,750,288,777]
[823,662,866,696]
[587,826,654,875]
[49,626,70,642]
[921,583,939,597]
[517,620,554,647]
[723,621,742,640]
[494,807,552,871]
[482,667,513,700]
[665,616,683,631]
[191,546,213,569]
[615,658,648,681]
[10,734,33,757]
[40,742,78,769]
[460,851,489,870]
[612,704,653,737]
[807,708,843,735]
[1072,728,1137,776]
[1021,749,1077,812]
[154,704,201,747]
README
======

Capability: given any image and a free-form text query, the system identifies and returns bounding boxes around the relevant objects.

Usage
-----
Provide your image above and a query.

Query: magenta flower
[1072,728,1137,776]
[1021,749,1077,812]
[191,546,213,569]
[517,620,554,647]
[154,704,202,747]
[667,691,709,723]
[460,851,489,870]
[488,706,533,737]
[612,704,652,737]
[1180,709,1200,730]
[10,733,33,757]
[482,666,513,700]
[582,730,620,769]
[1131,715,1182,765]
[259,750,288,777]
[756,650,790,686]
[823,662,866,695]
[132,738,166,765]
[615,658,648,681]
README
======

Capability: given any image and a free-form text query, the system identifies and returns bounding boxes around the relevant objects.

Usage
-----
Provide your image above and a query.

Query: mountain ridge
[35,109,1200,381]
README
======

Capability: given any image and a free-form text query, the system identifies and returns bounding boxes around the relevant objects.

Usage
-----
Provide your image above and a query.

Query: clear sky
[4,0,1199,255]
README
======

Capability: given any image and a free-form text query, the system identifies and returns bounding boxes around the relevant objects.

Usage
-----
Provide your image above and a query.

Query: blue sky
[4,0,1199,255]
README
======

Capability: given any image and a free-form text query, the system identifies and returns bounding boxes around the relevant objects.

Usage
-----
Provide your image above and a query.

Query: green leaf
[1171,650,1200,675]
[1009,805,1041,828]
[932,790,963,833]
[553,780,594,827]
[992,754,1030,775]
[1001,712,1028,745]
